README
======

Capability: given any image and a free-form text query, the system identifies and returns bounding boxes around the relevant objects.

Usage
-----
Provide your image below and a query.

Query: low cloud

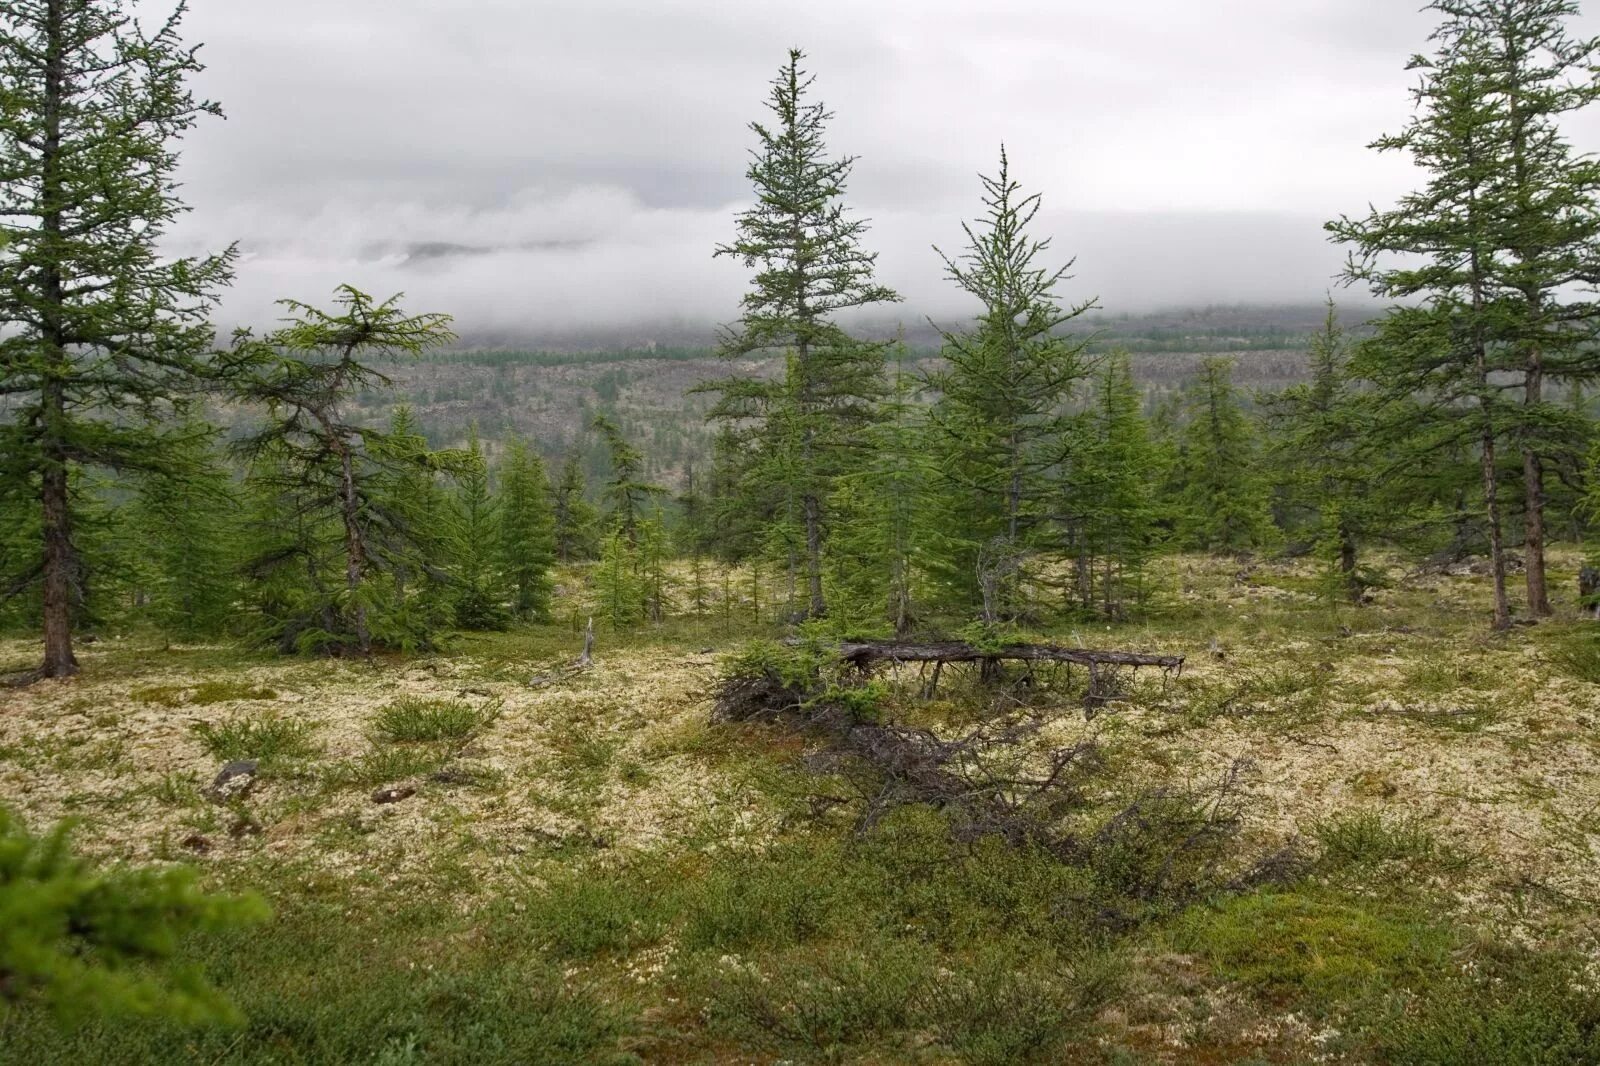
[175,184,1353,345]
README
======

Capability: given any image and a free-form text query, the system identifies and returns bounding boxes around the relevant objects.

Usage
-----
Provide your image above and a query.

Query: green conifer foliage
[1074,354,1164,616]
[1173,359,1275,554]
[1429,0,1600,616]
[825,356,933,636]
[0,0,235,679]
[590,414,662,544]
[551,455,599,564]
[125,427,241,637]
[594,530,645,630]
[230,287,455,655]
[705,49,900,619]
[925,148,1096,620]
[450,425,509,630]
[498,437,557,622]
[0,807,268,1025]
[1263,302,1379,602]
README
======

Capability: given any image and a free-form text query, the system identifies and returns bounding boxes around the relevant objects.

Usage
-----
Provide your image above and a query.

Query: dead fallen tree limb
[825,640,1184,673]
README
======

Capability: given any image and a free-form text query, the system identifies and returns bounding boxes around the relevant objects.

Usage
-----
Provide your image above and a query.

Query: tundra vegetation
[6,2,1600,1064]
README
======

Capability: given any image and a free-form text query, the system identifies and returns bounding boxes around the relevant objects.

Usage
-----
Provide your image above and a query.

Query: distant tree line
[7,0,1600,688]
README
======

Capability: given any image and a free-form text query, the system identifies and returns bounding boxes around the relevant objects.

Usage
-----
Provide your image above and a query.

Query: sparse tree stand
[1330,29,1522,630]
[706,48,901,620]
[0,0,235,680]
[1444,0,1600,618]
[230,287,455,656]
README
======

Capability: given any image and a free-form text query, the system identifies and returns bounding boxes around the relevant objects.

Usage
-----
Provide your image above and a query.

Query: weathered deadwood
[826,640,1183,673]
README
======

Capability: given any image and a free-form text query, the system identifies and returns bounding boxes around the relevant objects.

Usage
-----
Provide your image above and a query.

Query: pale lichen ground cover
[2,552,1600,949]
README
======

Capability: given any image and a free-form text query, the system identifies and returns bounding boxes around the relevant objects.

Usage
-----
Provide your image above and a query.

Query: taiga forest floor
[5,552,1600,1063]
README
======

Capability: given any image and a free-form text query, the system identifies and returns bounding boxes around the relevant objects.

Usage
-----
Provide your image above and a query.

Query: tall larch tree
[0,0,235,679]
[825,353,933,636]
[1437,0,1600,616]
[925,147,1096,620]
[1329,30,1518,628]
[1074,353,1163,616]
[591,413,661,545]
[706,48,900,619]
[125,424,240,636]
[449,424,507,630]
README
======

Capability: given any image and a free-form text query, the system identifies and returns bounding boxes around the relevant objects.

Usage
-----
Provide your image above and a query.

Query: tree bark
[1339,522,1360,604]
[1522,359,1552,616]
[1480,421,1512,631]
[35,1,77,680]
[332,434,370,654]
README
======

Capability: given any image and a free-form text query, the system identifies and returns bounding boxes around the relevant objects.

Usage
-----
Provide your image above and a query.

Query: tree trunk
[803,488,824,619]
[1481,422,1512,631]
[335,439,370,654]
[1339,522,1360,604]
[39,433,79,679]
[1522,354,1551,616]
[35,1,76,680]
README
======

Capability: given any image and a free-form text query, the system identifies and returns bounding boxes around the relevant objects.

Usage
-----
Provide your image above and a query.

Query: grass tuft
[191,715,321,766]
[371,696,500,744]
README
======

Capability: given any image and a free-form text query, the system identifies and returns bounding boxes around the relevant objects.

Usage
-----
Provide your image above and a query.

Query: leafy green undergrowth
[1176,888,1600,1063]
[4,802,1598,1064]
[0,876,635,1066]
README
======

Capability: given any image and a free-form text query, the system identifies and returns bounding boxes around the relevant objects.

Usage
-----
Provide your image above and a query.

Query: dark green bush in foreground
[0,808,267,1026]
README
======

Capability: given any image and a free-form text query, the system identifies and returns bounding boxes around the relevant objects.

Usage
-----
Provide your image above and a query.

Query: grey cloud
[160,0,1600,341]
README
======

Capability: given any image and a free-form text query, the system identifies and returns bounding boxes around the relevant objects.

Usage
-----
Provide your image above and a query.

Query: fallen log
[828,640,1184,673]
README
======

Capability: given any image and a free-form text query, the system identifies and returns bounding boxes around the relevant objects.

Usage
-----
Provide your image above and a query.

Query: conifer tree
[125,426,240,637]
[449,426,507,630]
[925,148,1095,619]
[1172,359,1274,554]
[375,406,453,625]
[498,437,556,621]
[590,414,661,545]
[638,510,672,623]
[0,0,235,679]
[825,355,932,636]
[593,530,644,630]
[1074,353,1163,616]
[1263,301,1378,601]
[705,48,900,619]
[1432,0,1600,616]
[1329,32,1518,628]
[677,464,715,619]
[230,287,455,654]
[551,454,599,563]
[0,807,268,1025]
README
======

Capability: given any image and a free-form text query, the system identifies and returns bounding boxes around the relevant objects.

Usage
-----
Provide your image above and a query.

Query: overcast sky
[165,0,1600,342]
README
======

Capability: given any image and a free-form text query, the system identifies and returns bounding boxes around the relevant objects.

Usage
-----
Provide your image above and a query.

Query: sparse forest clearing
[8,0,1600,1063]
[6,554,1600,1062]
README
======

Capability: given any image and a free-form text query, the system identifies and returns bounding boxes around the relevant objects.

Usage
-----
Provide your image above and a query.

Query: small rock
[207,760,258,803]
[372,786,417,805]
